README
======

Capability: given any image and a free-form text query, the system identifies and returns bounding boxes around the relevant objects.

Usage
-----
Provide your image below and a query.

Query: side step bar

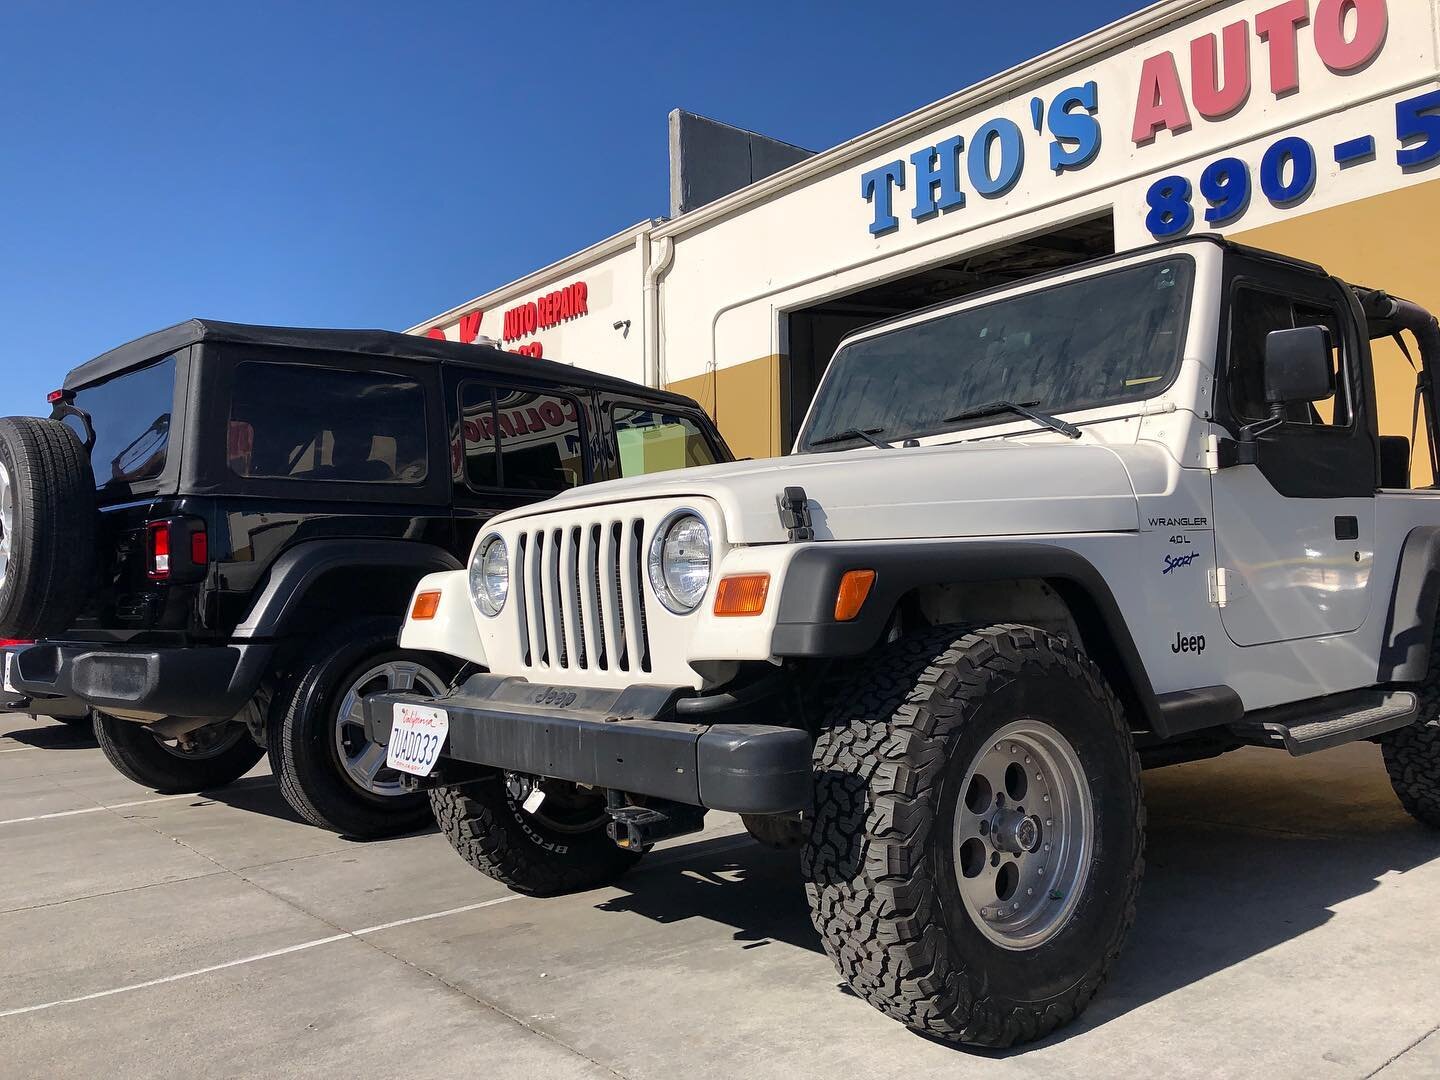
[1231,689,1419,756]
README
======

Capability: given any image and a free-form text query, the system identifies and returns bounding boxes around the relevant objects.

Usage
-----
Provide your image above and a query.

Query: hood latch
[777,486,813,542]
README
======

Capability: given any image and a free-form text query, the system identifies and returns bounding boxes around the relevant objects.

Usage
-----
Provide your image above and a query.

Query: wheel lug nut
[1046,819,1053,827]
[1043,794,1050,802]
[1025,756,1031,764]
[1027,888,1034,896]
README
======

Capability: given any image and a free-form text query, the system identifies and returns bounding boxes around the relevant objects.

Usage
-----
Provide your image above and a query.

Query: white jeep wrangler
[365,236,1440,1048]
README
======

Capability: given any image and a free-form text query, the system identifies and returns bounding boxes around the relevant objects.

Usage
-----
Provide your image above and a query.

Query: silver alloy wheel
[952,718,1094,951]
[0,461,12,590]
[334,660,447,797]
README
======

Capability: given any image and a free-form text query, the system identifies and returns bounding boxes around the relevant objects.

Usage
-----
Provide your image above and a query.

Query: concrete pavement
[2,709,1439,1079]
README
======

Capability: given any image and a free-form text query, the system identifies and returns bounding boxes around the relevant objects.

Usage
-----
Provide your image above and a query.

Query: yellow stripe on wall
[668,353,783,461]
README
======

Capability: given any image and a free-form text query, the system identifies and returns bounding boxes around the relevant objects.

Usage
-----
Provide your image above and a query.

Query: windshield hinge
[777,487,813,542]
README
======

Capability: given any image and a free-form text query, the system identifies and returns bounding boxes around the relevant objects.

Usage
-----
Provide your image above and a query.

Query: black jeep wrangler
[0,320,728,837]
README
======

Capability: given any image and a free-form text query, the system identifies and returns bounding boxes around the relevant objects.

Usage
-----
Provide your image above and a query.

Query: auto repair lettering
[503,281,589,345]
[859,0,1400,237]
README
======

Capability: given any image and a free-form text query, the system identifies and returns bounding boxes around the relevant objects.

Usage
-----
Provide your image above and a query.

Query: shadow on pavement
[189,777,441,841]
[2,721,97,750]
[590,749,1440,1053]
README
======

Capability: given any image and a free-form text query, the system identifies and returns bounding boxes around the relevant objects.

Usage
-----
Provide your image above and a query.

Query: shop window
[612,406,719,477]
[460,382,584,492]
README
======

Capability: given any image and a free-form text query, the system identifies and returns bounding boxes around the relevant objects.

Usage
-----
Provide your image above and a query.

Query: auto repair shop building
[414,0,1440,479]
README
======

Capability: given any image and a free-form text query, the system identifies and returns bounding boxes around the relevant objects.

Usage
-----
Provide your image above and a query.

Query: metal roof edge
[406,218,662,333]
[651,0,1219,239]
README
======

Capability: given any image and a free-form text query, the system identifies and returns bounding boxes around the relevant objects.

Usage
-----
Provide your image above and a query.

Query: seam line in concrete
[0,895,525,1019]
[0,831,755,1022]
[1364,1021,1440,1078]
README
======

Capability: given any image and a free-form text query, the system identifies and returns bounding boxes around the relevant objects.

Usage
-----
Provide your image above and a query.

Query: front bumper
[10,641,274,720]
[364,673,813,815]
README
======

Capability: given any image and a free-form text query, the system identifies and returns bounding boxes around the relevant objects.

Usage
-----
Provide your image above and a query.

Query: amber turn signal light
[410,590,442,621]
[713,573,770,616]
[834,569,876,622]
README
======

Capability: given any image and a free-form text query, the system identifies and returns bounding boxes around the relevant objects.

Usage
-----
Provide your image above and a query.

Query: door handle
[1334,516,1359,541]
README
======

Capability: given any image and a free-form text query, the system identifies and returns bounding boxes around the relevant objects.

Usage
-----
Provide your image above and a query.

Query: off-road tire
[94,711,264,793]
[268,619,454,839]
[0,417,97,639]
[431,776,640,896]
[1381,620,1440,828]
[803,623,1144,1048]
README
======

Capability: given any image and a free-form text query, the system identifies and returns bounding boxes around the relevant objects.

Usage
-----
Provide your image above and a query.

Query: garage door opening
[781,213,1114,448]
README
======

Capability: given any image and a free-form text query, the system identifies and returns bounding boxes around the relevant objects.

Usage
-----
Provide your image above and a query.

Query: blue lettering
[1047,81,1101,172]
[909,135,966,220]
[967,118,1024,198]
[861,161,906,235]
[1162,551,1201,575]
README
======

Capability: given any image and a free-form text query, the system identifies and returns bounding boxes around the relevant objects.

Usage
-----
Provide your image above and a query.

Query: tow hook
[604,792,707,852]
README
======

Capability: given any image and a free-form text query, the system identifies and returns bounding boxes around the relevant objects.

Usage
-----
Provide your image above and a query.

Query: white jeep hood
[498,440,1149,543]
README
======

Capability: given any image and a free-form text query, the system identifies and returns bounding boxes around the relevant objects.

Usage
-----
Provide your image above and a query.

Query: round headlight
[648,512,711,614]
[469,535,509,616]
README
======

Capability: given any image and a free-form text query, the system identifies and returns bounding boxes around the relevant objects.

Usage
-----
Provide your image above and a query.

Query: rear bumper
[10,641,274,720]
[364,674,813,815]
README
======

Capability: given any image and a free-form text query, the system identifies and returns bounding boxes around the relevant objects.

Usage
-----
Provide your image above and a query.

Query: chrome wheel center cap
[990,808,1042,855]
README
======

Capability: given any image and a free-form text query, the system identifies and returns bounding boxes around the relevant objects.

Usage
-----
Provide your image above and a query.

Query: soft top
[64,319,697,408]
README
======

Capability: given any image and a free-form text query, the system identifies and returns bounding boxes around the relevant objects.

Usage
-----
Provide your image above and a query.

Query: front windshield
[801,257,1194,451]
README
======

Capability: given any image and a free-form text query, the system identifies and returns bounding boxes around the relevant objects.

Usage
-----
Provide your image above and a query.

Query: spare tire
[0,417,97,639]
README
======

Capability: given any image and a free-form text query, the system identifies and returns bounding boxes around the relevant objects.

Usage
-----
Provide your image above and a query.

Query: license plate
[386,702,450,777]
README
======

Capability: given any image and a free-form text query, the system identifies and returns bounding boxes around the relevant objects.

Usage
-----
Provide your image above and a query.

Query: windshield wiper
[943,399,1081,440]
[809,426,893,450]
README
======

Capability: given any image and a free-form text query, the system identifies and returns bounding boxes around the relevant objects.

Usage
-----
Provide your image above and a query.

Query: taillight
[147,521,172,580]
[46,389,68,404]
[146,518,208,582]
[0,639,31,648]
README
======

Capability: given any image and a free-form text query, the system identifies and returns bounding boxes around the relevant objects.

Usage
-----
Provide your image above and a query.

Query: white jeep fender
[398,570,488,667]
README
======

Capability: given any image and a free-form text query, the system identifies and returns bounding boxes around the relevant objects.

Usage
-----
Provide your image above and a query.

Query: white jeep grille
[512,520,651,675]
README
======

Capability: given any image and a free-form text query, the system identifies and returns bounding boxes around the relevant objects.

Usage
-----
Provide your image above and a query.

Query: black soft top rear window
[67,355,176,492]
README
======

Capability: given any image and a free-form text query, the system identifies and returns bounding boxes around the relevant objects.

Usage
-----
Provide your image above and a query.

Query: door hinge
[1209,567,1247,607]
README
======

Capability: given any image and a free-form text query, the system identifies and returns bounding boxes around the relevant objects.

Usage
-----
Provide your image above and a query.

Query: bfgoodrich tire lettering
[0,417,97,639]
[431,776,640,897]
[802,623,1145,1047]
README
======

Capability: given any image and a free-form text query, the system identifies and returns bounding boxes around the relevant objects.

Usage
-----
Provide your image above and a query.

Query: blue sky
[0,0,1149,415]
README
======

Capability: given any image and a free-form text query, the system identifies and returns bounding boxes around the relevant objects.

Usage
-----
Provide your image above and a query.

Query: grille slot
[513,517,649,674]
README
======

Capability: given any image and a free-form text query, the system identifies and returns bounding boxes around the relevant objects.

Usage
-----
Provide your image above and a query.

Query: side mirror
[1264,325,1334,407]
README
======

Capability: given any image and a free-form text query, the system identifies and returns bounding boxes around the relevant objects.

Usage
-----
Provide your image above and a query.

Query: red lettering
[425,327,446,340]
[458,309,483,344]
[1132,51,1193,144]
[1191,21,1251,119]
[563,400,577,421]
[463,419,481,443]
[526,302,538,334]
[574,281,588,316]
[1255,0,1310,95]
[497,411,515,438]
[539,401,564,426]
[526,407,544,431]
[558,287,571,321]
[1314,0,1387,73]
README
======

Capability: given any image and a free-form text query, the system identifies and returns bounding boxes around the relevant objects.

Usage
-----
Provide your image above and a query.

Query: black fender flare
[1377,525,1440,683]
[234,539,462,640]
[769,540,1163,732]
